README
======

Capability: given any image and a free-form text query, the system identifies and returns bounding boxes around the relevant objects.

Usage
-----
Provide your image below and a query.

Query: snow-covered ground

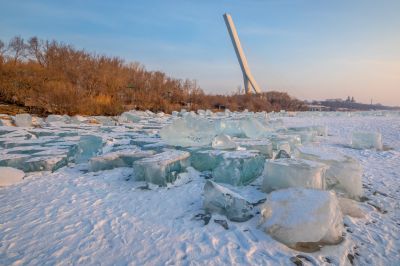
[0,111,399,265]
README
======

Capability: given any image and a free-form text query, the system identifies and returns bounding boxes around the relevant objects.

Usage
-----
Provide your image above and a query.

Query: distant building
[326,98,343,102]
[307,104,330,111]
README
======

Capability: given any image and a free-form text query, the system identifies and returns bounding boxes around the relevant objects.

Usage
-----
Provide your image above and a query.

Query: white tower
[223,13,262,94]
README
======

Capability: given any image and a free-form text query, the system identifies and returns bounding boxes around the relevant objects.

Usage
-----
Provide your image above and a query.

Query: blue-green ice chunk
[212,150,265,186]
[233,138,273,158]
[203,180,254,222]
[133,150,190,186]
[74,135,103,163]
[22,155,68,172]
[190,149,226,172]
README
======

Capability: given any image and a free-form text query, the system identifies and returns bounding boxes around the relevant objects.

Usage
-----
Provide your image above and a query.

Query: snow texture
[0,167,24,186]
[0,110,399,265]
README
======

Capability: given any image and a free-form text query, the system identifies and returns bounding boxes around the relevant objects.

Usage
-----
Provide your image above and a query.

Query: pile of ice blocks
[1,108,387,251]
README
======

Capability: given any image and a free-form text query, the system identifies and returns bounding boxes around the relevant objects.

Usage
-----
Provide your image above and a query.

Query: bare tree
[0,39,6,56]
[0,39,6,64]
[8,36,26,63]
[27,36,45,66]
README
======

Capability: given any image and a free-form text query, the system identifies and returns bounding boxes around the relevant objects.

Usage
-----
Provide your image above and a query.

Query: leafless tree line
[0,36,305,115]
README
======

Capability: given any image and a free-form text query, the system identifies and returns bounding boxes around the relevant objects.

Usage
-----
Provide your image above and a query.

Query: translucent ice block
[212,134,237,150]
[89,150,154,172]
[14,114,32,127]
[213,150,265,186]
[190,149,225,172]
[23,155,68,172]
[0,153,30,168]
[93,116,117,126]
[215,119,243,137]
[203,180,254,222]
[259,188,344,249]
[288,125,327,137]
[267,134,301,151]
[275,141,291,154]
[118,112,142,123]
[261,158,327,193]
[296,146,363,199]
[133,150,190,186]
[160,115,216,147]
[351,131,382,150]
[74,135,103,163]
[46,115,70,124]
[233,138,273,158]
[240,117,269,139]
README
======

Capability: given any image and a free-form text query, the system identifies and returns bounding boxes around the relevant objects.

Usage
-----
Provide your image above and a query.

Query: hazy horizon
[1,0,399,106]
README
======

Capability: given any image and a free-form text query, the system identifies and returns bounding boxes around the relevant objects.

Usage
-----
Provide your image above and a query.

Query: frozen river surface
[0,110,399,265]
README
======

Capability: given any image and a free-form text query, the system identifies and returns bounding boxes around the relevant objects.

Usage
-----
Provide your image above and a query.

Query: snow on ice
[259,188,344,251]
[0,166,25,186]
[0,109,399,265]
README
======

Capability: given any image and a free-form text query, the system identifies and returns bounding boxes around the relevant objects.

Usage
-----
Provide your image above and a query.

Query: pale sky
[1,0,399,105]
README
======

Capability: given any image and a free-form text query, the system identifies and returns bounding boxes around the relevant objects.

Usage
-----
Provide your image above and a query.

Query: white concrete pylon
[223,13,262,94]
